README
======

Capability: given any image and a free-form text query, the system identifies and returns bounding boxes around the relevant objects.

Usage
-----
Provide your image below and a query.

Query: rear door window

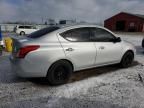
[60,28,91,42]
[27,26,60,38]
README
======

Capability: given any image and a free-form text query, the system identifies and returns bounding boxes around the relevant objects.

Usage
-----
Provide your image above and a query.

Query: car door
[90,27,123,65]
[58,27,96,70]
[26,26,33,34]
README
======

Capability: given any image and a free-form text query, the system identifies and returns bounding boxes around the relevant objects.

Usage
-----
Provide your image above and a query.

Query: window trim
[60,26,117,43]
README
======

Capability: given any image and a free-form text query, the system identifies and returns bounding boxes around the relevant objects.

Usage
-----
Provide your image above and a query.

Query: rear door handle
[66,48,74,51]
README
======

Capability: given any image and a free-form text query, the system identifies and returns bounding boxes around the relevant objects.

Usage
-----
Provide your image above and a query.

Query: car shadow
[69,61,139,83]
[29,61,139,85]
[135,45,144,55]
[0,56,27,84]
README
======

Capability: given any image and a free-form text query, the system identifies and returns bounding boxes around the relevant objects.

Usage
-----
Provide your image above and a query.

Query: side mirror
[114,37,121,43]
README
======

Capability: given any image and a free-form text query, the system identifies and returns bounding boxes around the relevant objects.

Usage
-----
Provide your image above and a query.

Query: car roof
[59,24,103,29]
[54,24,108,33]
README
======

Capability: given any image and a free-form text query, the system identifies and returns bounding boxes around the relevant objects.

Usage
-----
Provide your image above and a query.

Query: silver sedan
[10,25,136,85]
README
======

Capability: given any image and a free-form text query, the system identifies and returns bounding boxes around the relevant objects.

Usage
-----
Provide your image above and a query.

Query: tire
[47,60,73,85]
[20,31,25,36]
[120,51,134,68]
[142,39,144,48]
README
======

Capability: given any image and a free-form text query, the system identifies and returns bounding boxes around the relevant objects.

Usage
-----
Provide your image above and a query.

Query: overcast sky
[0,0,144,23]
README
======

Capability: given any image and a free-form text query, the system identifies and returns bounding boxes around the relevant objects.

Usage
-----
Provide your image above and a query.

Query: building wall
[142,23,144,32]
[104,12,144,32]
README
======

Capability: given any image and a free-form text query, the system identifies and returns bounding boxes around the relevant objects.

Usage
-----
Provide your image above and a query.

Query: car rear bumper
[9,55,47,78]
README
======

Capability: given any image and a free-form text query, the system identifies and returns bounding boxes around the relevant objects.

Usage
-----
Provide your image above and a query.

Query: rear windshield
[27,26,60,38]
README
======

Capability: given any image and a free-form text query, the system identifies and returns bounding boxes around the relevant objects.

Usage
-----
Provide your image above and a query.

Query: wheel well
[121,50,134,61]
[20,31,25,34]
[125,50,134,56]
[48,59,74,73]
[60,59,74,71]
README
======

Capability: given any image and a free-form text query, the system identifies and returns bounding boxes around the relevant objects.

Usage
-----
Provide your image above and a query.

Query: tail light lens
[16,45,40,58]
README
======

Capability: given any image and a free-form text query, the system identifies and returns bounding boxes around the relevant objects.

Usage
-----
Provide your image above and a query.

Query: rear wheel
[47,60,73,85]
[20,31,25,36]
[120,51,134,68]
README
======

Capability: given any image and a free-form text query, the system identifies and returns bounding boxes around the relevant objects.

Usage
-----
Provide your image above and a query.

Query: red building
[104,12,144,32]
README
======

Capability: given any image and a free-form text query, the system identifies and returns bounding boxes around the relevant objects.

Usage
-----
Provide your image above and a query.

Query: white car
[10,25,136,85]
[15,25,39,35]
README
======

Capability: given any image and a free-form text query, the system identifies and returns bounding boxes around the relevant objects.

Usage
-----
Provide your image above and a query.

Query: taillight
[16,45,40,58]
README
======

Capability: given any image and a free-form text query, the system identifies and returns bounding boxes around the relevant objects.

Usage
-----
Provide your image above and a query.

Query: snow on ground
[0,33,144,108]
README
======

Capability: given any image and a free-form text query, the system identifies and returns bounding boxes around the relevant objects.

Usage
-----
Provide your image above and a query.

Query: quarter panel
[24,41,66,76]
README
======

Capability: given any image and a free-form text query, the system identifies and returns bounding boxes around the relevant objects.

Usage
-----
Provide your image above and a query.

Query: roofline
[122,12,144,20]
[105,11,144,21]
[104,12,123,21]
[56,24,114,35]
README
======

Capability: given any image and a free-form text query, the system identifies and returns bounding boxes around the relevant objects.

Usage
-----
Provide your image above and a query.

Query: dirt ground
[0,32,144,108]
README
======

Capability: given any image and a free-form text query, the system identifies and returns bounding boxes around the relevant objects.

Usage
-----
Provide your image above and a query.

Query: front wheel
[120,51,134,68]
[47,60,73,85]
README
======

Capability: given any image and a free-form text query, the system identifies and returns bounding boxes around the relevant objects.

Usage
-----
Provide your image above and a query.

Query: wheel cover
[54,66,67,81]
[124,54,133,66]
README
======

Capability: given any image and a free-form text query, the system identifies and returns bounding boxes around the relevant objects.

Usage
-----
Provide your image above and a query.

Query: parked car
[10,25,136,85]
[142,38,144,48]
[15,25,39,35]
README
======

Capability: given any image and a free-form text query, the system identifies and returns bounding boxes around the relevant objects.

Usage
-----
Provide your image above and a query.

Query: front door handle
[66,48,74,51]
